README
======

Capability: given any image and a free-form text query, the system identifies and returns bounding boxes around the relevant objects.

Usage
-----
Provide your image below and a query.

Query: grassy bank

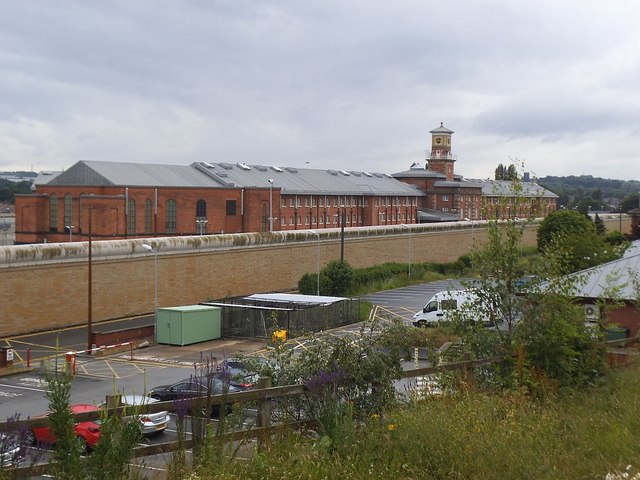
[189,364,640,480]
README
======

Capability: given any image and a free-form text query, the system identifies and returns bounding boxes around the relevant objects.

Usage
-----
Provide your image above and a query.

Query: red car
[28,404,101,453]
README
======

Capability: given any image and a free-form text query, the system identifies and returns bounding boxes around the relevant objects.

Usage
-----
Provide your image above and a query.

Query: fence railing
[3,336,638,476]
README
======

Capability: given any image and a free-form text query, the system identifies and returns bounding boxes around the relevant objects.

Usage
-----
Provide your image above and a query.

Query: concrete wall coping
[0,219,528,267]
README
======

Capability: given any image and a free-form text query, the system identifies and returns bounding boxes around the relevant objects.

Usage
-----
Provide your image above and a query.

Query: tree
[537,210,596,251]
[594,213,606,235]
[442,173,606,391]
[322,260,354,296]
[538,209,624,274]
[619,193,640,213]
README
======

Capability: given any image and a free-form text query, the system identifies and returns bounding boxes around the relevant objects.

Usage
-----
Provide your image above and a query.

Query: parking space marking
[0,383,47,393]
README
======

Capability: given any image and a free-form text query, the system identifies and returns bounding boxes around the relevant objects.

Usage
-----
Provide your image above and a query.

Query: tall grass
[191,364,640,480]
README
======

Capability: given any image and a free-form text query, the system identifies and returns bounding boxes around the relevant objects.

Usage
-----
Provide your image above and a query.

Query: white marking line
[0,383,49,393]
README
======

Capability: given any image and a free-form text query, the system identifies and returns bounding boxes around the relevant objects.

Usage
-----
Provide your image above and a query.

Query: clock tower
[427,122,455,181]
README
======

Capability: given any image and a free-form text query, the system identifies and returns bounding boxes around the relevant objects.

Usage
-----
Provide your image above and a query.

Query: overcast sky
[1,1,639,181]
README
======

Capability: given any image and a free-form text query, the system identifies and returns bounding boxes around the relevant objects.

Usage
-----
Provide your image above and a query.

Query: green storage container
[156,305,221,346]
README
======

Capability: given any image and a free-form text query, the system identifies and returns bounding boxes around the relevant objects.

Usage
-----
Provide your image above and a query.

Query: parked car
[98,395,170,435]
[215,356,269,388]
[148,377,248,417]
[27,404,101,453]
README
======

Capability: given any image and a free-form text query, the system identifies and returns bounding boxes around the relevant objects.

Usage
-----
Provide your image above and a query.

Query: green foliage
[187,365,640,480]
[299,257,473,298]
[604,230,628,246]
[537,174,640,211]
[44,372,85,480]
[594,213,606,235]
[537,209,596,250]
[494,163,519,180]
[252,319,406,441]
[320,260,354,296]
[0,179,32,203]
[619,192,640,213]
[85,407,143,480]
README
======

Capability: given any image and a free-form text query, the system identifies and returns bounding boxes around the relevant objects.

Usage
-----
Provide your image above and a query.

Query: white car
[100,395,170,435]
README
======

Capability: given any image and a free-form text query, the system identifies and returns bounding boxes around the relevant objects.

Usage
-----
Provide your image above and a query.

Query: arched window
[64,193,72,228]
[196,199,207,234]
[49,194,58,232]
[145,199,153,234]
[166,199,176,234]
[127,199,136,235]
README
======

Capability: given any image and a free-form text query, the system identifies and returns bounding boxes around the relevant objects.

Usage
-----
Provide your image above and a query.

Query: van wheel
[417,320,427,328]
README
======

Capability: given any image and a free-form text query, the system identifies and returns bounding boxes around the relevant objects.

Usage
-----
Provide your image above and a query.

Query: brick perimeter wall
[0,218,629,338]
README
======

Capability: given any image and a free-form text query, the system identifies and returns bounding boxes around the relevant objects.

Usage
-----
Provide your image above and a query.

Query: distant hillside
[0,178,33,203]
[536,175,640,212]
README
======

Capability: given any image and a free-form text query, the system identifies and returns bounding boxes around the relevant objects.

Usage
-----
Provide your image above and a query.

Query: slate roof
[417,208,461,223]
[43,160,423,197]
[429,123,454,134]
[471,179,558,198]
[564,252,640,301]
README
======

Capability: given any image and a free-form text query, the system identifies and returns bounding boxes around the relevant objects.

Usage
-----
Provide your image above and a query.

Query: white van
[412,290,485,327]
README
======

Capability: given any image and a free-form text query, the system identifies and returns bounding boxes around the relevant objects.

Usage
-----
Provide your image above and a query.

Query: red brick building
[393,123,557,221]
[15,161,423,243]
[14,123,558,244]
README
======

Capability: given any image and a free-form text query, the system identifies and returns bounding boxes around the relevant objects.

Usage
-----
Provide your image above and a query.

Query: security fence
[202,296,361,338]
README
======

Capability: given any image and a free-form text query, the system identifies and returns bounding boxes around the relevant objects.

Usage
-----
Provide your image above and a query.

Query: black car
[148,377,247,417]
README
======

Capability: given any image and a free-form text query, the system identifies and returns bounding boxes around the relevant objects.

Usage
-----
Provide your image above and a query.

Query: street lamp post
[400,224,412,277]
[340,205,345,263]
[142,244,158,316]
[308,230,320,295]
[65,225,74,242]
[87,207,93,352]
[268,179,274,232]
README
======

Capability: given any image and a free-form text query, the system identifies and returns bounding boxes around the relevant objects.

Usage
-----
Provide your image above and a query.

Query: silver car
[100,395,170,435]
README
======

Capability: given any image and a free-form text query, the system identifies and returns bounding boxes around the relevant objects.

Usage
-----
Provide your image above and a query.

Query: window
[281,198,286,208]
[364,199,369,207]
[442,195,448,202]
[166,199,176,233]
[226,200,236,216]
[304,198,309,207]
[195,199,207,233]
[145,199,153,234]
[64,193,72,228]
[333,214,338,224]
[297,217,301,225]
[296,198,301,207]
[304,216,309,225]
[49,194,58,232]
[311,197,316,207]
[289,198,294,207]
[319,198,324,207]
[319,215,324,224]
[441,300,458,311]
[289,216,294,226]
[127,198,136,235]
[311,215,316,224]
[281,217,286,226]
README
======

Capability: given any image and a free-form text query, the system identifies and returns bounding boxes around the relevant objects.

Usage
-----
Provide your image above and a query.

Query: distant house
[564,247,640,336]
